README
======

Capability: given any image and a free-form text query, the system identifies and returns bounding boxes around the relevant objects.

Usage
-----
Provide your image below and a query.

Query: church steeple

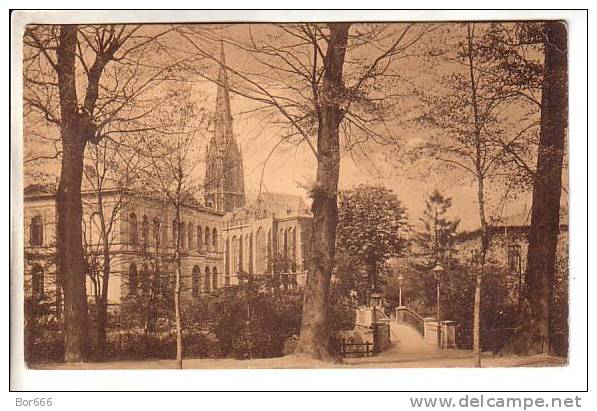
[204,42,246,212]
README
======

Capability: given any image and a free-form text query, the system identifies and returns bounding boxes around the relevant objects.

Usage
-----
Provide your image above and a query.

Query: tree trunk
[55,25,89,362]
[466,23,489,368]
[174,204,183,369]
[294,23,350,360]
[501,21,567,356]
[472,175,490,367]
[94,247,110,360]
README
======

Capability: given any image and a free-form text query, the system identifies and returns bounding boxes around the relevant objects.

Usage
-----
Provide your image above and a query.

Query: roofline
[24,188,225,217]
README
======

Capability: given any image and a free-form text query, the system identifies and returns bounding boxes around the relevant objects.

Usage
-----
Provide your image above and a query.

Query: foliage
[24,296,63,364]
[336,184,410,295]
[184,282,303,359]
[414,190,460,264]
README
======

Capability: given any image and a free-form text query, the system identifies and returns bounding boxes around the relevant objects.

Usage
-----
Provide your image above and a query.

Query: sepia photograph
[10,9,585,390]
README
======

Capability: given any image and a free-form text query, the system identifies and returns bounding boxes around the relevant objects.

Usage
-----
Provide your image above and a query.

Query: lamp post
[397,273,405,308]
[432,263,445,348]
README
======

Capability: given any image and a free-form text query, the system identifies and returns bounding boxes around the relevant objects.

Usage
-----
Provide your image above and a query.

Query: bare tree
[81,134,145,359]
[176,22,434,360]
[138,87,207,369]
[413,23,541,366]
[23,24,182,361]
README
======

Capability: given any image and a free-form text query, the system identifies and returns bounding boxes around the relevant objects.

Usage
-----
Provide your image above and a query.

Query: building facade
[455,210,569,306]
[23,45,313,309]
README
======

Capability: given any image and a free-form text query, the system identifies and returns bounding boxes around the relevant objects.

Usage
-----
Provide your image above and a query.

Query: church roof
[256,192,308,211]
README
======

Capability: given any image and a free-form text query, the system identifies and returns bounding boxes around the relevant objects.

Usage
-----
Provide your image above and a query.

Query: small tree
[406,190,461,316]
[414,189,461,265]
[336,185,409,302]
[139,86,207,368]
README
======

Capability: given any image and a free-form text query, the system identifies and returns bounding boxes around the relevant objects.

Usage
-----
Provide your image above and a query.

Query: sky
[22,22,569,232]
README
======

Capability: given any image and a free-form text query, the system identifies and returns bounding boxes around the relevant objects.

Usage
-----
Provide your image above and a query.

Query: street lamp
[396,273,406,308]
[432,263,445,347]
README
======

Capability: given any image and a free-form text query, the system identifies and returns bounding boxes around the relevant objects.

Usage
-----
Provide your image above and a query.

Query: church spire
[214,40,233,146]
[204,42,246,212]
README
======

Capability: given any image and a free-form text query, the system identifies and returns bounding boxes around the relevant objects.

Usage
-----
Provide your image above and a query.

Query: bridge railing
[395,306,425,336]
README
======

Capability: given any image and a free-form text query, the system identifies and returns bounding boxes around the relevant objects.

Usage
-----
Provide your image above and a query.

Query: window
[212,228,218,251]
[205,227,211,252]
[204,267,211,293]
[31,264,44,299]
[231,236,239,273]
[30,215,43,246]
[171,220,177,247]
[197,226,203,252]
[152,219,160,246]
[141,215,149,245]
[180,222,186,249]
[288,227,297,272]
[128,263,138,296]
[188,223,194,250]
[255,228,266,274]
[212,267,218,290]
[507,244,522,273]
[192,265,200,297]
[141,263,149,291]
[129,213,139,245]
[244,234,251,273]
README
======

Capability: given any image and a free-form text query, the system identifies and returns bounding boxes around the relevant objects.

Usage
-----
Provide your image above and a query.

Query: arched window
[192,265,200,297]
[31,264,44,299]
[188,223,194,250]
[278,228,285,255]
[212,267,218,290]
[152,219,160,246]
[267,229,272,272]
[171,219,177,247]
[128,263,138,296]
[283,228,288,258]
[197,226,203,252]
[225,238,230,285]
[288,227,297,271]
[205,227,211,252]
[30,215,43,246]
[255,228,267,274]
[180,222,186,249]
[162,219,169,246]
[244,234,251,273]
[212,228,218,251]
[507,244,522,273]
[204,267,211,293]
[141,263,149,291]
[231,235,239,273]
[141,215,149,245]
[129,213,139,245]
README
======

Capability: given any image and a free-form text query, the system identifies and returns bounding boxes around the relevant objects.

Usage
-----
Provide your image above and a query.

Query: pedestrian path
[389,322,441,353]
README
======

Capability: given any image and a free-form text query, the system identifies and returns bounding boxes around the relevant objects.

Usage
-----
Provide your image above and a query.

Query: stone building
[455,208,569,305]
[222,192,312,287]
[23,45,313,310]
[24,183,224,308]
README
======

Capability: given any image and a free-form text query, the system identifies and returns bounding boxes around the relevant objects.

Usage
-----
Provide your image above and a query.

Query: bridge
[341,305,474,366]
